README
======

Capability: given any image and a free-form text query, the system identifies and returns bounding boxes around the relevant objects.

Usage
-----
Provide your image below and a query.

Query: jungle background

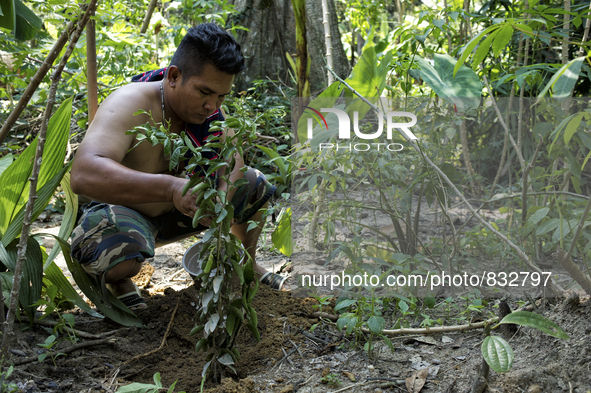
[0,0,591,392]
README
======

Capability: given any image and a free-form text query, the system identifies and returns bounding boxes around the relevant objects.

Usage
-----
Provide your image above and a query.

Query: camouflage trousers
[70,167,276,276]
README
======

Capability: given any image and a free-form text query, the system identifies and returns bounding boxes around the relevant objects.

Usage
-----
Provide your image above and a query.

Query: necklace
[160,81,165,122]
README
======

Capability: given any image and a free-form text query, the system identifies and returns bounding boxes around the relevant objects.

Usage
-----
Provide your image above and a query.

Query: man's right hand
[170,177,213,227]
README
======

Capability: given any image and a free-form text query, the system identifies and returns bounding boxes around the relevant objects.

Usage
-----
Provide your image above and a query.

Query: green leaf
[564,112,584,145]
[454,25,499,76]
[57,234,142,326]
[472,29,498,68]
[334,299,357,313]
[537,57,585,101]
[226,312,236,335]
[217,353,234,366]
[0,0,15,32]
[481,335,514,373]
[0,137,37,238]
[115,382,159,393]
[500,311,569,339]
[527,207,549,226]
[14,0,42,40]
[296,80,344,143]
[3,164,71,247]
[271,207,292,257]
[0,153,13,176]
[246,323,260,341]
[535,218,560,236]
[416,54,482,112]
[492,24,513,57]
[367,316,385,334]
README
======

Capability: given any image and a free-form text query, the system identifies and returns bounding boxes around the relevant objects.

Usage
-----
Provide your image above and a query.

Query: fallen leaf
[405,368,428,393]
[342,371,356,382]
[321,367,330,377]
[452,337,464,348]
[441,335,454,344]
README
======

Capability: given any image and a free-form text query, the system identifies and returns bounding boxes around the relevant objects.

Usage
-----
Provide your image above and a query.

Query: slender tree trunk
[321,0,333,85]
[86,5,98,124]
[141,0,159,34]
[0,0,98,361]
[444,0,452,52]
[291,0,310,142]
[578,1,591,57]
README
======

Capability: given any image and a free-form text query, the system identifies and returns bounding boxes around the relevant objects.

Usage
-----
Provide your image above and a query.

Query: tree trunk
[227,0,349,93]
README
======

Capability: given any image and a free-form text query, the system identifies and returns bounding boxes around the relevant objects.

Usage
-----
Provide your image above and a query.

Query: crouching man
[70,23,287,310]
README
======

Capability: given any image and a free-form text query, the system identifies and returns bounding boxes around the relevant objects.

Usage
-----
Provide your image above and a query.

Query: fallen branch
[362,316,499,337]
[12,338,115,366]
[327,66,563,297]
[20,317,122,339]
[122,299,179,365]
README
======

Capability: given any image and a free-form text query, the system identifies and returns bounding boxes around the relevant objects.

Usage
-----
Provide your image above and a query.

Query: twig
[122,299,179,365]
[270,344,300,372]
[330,382,364,392]
[362,317,499,337]
[281,347,294,366]
[440,355,472,376]
[20,317,121,339]
[12,338,115,366]
[326,66,563,296]
[301,330,330,346]
[288,338,303,358]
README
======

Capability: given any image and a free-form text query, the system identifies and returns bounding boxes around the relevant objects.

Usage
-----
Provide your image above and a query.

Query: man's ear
[167,66,181,87]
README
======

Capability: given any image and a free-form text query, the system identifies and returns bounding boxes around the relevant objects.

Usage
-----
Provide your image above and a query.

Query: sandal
[260,272,288,291]
[115,283,147,310]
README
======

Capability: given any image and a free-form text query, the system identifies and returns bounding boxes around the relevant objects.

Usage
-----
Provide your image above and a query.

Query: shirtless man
[70,23,286,310]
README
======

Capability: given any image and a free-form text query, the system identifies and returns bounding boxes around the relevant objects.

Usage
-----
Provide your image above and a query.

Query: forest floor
[6,199,591,393]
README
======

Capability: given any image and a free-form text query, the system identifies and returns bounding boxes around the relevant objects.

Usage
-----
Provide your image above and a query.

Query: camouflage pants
[70,167,276,276]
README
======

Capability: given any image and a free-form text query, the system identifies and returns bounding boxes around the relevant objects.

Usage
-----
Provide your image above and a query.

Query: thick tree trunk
[227,0,349,93]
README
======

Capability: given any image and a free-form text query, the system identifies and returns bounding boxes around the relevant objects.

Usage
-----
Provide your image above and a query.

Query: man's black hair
[169,23,245,82]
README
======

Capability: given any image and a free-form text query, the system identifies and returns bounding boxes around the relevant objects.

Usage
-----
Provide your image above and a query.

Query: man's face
[169,63,234,125]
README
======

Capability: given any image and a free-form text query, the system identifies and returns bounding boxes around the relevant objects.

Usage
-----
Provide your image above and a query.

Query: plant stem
[0,0,98,363]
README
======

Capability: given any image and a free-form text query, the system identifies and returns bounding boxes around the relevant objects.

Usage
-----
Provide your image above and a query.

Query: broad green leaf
[256,145,288,180]
[44,173,77,270]
[472,29,499,68]
[56,234,142,327]
[3,237,43,321]
[14,0,42,40]
[334,299,357,313]
[0,153,13,176]
[416,54,482,112]
[527,207,549,226]
[564,112,584,145]
[246,323,260,341]
[271,207,292,257]
[500,311,569,339]
[454,25,500,76]
[537,57,585,101]
[367,316,385,334]
[296,80,344,143]
[482,335,514,373]
[492,25,513,56]
[3,164,71,247]
[536,218,560,236]
[0,0,15,32]
[0,138,37,237]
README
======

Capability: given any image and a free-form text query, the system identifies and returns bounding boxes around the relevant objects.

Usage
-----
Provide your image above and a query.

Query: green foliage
[37,334,66,366]
[0,0,43,40]
[116,372,185,393]
[482,311,569,374]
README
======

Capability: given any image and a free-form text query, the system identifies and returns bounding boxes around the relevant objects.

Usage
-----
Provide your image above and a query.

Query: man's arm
[70,83,197,216]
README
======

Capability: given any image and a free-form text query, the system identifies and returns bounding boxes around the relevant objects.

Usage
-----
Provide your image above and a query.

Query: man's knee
[104,258,144,283]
